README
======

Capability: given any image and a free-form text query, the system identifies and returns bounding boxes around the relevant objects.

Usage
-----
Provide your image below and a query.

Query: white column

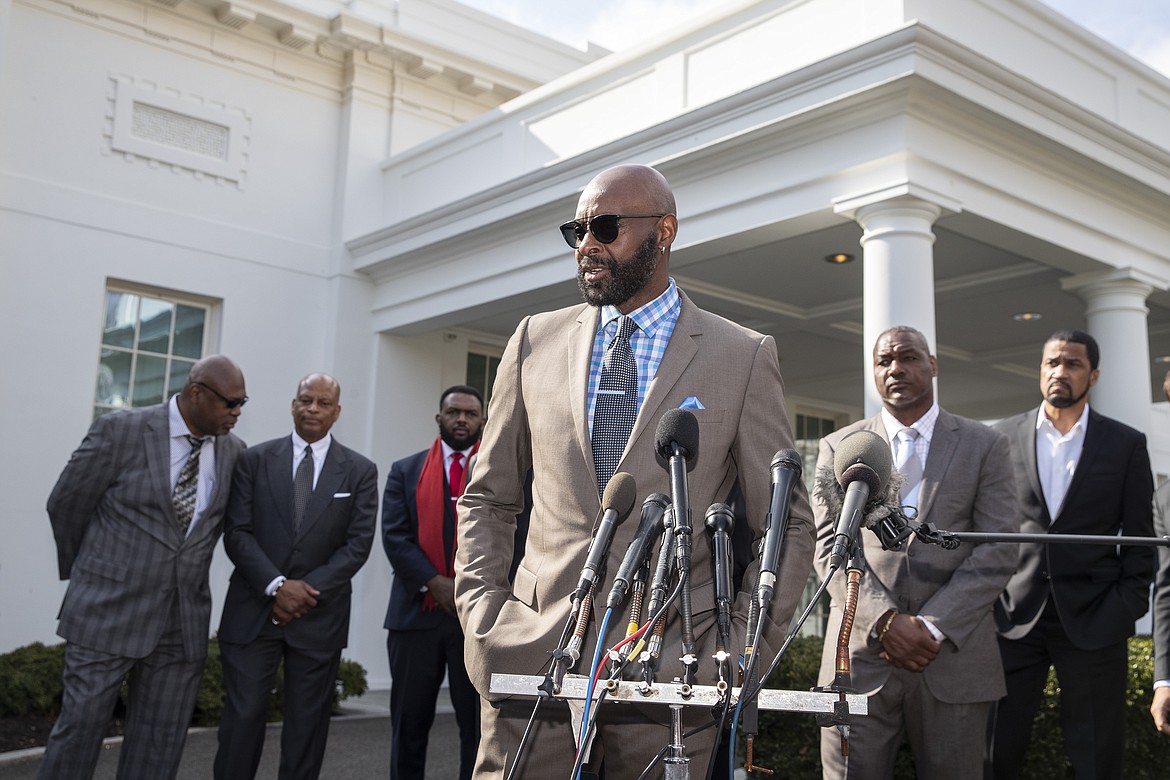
[1061,268,1167,433]
[835,186,960,416]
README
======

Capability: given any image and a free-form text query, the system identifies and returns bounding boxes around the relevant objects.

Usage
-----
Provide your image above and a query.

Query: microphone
[656,409,700,684]
[606,493,669,611]
[571,472,637,605]
[655,409,699,562]
[826,430,892,570]
[756,449,802,609]
[705,503,735,643]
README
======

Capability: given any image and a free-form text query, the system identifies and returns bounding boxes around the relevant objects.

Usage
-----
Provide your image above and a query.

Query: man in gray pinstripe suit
[41,354,248,780]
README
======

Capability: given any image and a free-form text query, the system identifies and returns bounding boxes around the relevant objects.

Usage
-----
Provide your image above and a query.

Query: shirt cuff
[916,616,946,642]
[1155,679,1170,690]
[266,575,286,597]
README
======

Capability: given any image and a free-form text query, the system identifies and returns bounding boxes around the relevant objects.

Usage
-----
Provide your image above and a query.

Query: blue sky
[458,0,1170,77]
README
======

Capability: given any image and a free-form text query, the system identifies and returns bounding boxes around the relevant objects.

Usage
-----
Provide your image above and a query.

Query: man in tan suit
[813,327,1017,779]
[455,164,815,778]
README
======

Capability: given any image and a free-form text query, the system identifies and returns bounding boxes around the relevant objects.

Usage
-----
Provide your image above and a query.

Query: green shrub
[0,638,368,729]
[0,642,66,718]
[743,634,1170,779]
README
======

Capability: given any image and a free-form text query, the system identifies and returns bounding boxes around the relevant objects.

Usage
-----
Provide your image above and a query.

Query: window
[794,412,845,637]
[466,347,502,406]
[95,285,215,418]
[796,413,837,492]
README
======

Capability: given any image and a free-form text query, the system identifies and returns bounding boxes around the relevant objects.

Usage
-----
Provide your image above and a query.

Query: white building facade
[3,0,1169,687]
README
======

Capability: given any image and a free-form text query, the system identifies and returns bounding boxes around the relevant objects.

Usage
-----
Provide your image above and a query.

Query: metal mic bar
[944,532,1170,546]
[489,673,868,716]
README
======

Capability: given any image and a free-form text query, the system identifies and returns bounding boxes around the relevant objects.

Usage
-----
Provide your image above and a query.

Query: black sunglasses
[194,381,249,409]
[558,214,666,249]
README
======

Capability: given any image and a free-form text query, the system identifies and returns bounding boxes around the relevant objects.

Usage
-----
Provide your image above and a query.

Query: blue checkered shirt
[587,278,682,433]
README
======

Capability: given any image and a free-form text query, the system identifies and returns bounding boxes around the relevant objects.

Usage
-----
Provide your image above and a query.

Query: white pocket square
[333,492,351,498]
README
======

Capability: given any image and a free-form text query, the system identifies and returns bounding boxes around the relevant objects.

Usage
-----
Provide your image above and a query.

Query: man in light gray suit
[455,164,815,778]
[42,354,248,780]
[813,327,1017,779]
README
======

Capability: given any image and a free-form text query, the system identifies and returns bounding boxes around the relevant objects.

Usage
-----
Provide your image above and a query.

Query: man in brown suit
[812,327,1017,779]
[455,164,815,778]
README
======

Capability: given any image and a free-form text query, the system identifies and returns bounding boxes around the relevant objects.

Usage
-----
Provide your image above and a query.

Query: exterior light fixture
[824,253,854,264]
[1012,312,1042,322]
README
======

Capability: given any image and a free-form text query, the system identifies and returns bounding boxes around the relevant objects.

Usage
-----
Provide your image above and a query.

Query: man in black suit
[43,355,247,780]
[214,373,378,780]
[1150,369,1170,735]
[382,385,485,780]
[988,329,1154,779]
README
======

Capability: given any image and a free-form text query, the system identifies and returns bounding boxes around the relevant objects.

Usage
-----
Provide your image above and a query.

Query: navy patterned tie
[293,444,315,534]
[592,315,639,496]
[173,435,204,535]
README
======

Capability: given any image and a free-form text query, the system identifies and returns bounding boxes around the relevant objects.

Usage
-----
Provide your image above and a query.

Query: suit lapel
[298,442,349,538]
[916,411,959,522]
[145,408,179,542]
[266,438,296,538]
[626,292,700,455]
[570,306,599,491]
[1019,408,1047,521]
[1058,409,1103,517]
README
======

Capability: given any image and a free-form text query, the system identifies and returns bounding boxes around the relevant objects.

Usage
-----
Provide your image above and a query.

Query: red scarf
[416,436,479,610]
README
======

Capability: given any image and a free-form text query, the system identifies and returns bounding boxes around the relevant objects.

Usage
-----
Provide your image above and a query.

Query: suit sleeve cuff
[916,616,946,642]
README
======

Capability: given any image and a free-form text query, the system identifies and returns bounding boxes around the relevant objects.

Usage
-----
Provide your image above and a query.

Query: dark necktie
[173,435,205,535]
[592,315,639,496]
[449,452,465,503]
[293,445,315,534]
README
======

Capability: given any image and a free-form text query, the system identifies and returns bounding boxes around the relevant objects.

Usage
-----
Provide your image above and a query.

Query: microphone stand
[813,542,865,759]
[936,530,1170,546]
[511,596,592,780]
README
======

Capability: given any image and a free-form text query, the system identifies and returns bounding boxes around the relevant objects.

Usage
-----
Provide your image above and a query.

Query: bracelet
[878,611,899,643]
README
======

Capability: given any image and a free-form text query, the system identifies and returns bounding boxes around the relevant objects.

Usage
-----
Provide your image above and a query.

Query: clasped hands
[877,611,941,672]
[270,579,320,627]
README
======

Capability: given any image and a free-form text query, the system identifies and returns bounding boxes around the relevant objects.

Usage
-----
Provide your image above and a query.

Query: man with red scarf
[382,385,485,780]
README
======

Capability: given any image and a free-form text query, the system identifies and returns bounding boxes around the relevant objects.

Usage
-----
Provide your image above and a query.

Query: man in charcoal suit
[214,373,378,780]
[42,354,248,780]
[812,327,1017,779]
[989,329,1154,779]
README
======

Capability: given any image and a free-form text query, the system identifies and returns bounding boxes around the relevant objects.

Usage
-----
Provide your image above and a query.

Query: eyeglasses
[194,381,249,409]
[558,214,666,249]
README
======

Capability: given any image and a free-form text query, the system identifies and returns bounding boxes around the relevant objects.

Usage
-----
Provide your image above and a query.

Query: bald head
[574,164,679,313]
[179,354,247,437]
[581,164,676,216]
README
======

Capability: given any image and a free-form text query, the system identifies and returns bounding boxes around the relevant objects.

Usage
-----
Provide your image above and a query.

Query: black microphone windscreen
[833,430,892,494]
[602,472,638,522]
[772,448,802,472]
[654,408,700,464]
[704,502,735,534]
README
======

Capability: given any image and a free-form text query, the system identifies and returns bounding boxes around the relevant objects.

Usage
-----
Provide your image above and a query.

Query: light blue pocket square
[678,396,705,410]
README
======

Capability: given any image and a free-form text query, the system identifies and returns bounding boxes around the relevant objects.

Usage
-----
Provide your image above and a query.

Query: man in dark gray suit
[813,327,1017,779]
[42,354,248,780]
[214,372,378,780]
[989,329,1154,779]
[1150,369,1170,735]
